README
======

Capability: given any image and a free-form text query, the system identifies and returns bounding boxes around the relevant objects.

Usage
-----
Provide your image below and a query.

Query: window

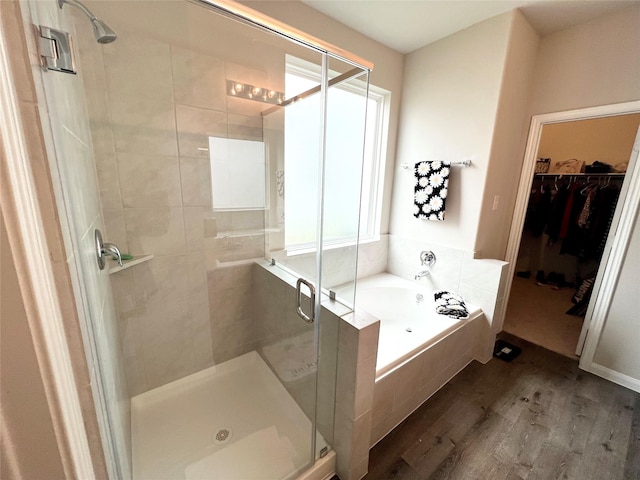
[209,137,266,210]
[284,57,389,252]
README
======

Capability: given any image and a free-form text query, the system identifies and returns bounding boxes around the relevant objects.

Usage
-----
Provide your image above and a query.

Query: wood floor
[504,276,583,359]
[362,333,640,480]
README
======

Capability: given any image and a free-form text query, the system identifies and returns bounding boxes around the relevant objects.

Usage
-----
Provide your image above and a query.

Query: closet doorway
[503,112,640,359]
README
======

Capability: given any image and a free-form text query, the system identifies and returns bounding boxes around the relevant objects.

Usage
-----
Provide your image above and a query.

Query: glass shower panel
[260,55,327,460]
[321,58,370,308]
[64,0,336,477]
[263,59,322,274]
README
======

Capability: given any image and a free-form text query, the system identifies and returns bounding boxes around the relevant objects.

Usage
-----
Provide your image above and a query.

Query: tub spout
[414,270,430,280]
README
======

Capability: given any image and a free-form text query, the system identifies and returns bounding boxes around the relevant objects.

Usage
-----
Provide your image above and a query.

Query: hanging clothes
[526,176,622,261]
[545,185,570,244]
[523,180,552,236]
[560,183,588,257]
[586,185,620,259]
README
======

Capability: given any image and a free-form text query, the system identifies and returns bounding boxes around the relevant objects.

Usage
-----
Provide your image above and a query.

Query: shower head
[58,0,117,44]
[91,17,117,44]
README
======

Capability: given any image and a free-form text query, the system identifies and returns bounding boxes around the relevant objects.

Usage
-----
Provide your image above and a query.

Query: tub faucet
[415,250,436,280]
[415,270,430,280]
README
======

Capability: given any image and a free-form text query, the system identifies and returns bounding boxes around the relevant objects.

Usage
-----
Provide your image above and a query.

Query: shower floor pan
[131,351,328,480]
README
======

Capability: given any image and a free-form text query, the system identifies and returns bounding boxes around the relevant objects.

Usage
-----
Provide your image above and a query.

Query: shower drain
[213,428,233,445]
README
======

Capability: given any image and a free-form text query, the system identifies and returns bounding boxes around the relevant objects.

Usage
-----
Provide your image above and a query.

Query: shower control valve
[420,250,436,267]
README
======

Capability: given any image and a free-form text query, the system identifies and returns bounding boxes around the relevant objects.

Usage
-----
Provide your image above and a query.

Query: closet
[504,113,640,358]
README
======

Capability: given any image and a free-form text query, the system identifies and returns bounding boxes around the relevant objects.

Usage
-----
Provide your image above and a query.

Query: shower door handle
[296,278,315,324]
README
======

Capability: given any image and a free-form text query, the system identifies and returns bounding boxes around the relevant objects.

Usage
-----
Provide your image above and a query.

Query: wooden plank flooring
[362,333,640,480]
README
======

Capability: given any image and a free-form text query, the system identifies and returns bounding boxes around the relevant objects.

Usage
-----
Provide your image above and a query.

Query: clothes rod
[534,172,625,177]
[401,160,471,169]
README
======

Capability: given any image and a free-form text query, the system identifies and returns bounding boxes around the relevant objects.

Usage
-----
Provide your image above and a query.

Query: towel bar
[401,160,471,169]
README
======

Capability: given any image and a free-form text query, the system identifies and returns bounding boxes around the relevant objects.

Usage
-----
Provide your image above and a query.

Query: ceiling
[301,0,637,54]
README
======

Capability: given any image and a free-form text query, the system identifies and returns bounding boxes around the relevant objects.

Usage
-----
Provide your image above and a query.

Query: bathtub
[351,273,486,446]
[354,273,482,378]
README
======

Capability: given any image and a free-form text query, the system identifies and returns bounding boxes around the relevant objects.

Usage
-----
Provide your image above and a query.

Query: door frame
[579,124,640,392]
[502,100,640,363]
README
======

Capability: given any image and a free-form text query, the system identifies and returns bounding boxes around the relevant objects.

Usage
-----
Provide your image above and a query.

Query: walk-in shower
[29,0,372,478]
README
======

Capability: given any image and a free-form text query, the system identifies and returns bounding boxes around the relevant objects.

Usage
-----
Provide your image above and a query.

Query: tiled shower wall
[75,17,272,394]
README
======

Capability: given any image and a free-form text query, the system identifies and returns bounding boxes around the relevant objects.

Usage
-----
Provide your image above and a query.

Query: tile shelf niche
[215,227,282,239]
[109,254,155,275]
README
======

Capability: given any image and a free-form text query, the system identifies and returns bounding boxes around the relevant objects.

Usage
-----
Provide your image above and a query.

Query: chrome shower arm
[59,0,97,21]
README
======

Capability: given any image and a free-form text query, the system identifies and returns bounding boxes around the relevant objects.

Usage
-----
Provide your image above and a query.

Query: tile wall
[75,19,271,394]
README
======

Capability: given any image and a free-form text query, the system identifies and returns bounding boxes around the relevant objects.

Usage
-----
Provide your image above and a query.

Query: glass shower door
[261,53,371,465]
[260,53,327,465]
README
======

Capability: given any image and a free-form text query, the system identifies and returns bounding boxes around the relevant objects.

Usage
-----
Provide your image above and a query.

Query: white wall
[528,4,640,115]
[242,0,404,234]
[390,4,640,262]
[475,10,540,259]
[389,11,514,252]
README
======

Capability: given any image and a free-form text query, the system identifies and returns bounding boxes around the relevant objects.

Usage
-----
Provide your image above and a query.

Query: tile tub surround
[370,314,483,447]
[387,234,508,362]
[334,310,380,480]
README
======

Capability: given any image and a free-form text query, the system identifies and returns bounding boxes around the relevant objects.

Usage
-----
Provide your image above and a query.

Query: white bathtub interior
[339,273,482,377]
[131,351,329,480]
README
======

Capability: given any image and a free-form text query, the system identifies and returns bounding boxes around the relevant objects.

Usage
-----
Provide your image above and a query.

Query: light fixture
[227,80,284,105]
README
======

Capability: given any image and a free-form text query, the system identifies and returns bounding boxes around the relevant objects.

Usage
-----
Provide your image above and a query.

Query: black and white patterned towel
[413,161,450,221]
[434,290,469,319]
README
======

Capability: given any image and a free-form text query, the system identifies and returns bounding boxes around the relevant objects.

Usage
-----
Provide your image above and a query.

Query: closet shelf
[535,172,625,177]
[109,254,154,274]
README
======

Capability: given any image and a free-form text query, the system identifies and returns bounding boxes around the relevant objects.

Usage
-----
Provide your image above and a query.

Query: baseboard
[583,362,640,393]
